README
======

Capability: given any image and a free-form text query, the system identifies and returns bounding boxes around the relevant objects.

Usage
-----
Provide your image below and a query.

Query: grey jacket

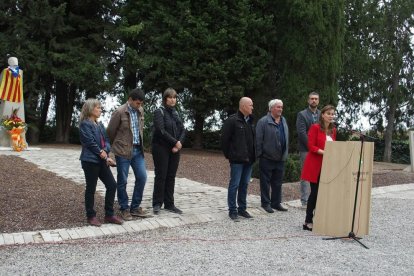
[256,113,289,161]
[296,107,320,152]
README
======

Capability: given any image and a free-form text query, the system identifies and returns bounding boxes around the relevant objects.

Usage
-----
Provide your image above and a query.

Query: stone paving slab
[0,148,413,246]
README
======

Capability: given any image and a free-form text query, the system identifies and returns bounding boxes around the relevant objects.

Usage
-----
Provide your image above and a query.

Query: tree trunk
[383,74,399,162]
[383,103,396,162]
[25,93,40,145]
[192,112,204,149]
[124,69,137,93]
[39,89,51,134]
[55,81,76,143]
[28,90,51,144]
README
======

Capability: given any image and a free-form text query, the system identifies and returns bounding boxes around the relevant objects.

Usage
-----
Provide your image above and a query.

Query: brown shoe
[131,207,153,218]
[104,215,123,225]
[120,209,133,221]
[87,217,102,227]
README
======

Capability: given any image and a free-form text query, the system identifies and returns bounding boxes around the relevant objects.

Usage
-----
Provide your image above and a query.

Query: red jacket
[300,124,337,183]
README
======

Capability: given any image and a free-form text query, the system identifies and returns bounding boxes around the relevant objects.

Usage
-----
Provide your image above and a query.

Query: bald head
[239,97,253,116]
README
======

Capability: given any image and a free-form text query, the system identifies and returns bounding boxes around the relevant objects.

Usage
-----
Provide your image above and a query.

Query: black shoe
[238,210,253,218]
[303,223,313,231]
[229,213,238,220]
[164,205,183,214]
[153,204,161,214]
[273,204,288,212]
[262,205,274,213]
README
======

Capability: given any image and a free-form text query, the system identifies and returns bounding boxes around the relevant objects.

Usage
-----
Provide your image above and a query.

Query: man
[296,92,320,207]
[107,88,150,220]
[221,97,255,220]
[256,99,289,213]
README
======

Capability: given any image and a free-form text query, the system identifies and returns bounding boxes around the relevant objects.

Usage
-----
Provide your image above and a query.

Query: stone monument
[0,57,27,149]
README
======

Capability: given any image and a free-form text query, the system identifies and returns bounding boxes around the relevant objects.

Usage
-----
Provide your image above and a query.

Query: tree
[0,0,121,143]
[340,0,414,162]
[271,0,344,123]
[121,0,273,148]
[0,0,66,143]
[50,0,120,142]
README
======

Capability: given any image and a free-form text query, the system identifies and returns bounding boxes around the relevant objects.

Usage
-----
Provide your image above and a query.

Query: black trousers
[152,144,180,208]
[305,181,319,223]
[259,158,285,208]
[81,161,117,218]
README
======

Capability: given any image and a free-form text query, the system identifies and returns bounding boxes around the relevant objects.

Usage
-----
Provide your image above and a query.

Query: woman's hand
[175,141,182,150]
[99,150,108,160]
[317,149,324,155]
[106,157,116,167]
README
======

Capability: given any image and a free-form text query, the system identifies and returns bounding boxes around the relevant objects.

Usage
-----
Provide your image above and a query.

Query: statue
[0,57,27,149]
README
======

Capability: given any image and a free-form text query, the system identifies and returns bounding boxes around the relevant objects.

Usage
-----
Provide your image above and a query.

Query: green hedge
[373,140,410,164]
[184,130,221,150]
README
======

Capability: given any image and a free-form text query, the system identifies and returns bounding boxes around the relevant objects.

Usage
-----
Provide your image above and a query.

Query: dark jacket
[79,120,111,164]
[152,106,186,148]
[296,107,321,152]
[256,113,289,161]
[221,111,255,163]
[107,103,145,159]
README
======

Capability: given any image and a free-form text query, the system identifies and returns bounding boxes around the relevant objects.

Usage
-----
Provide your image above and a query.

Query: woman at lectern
[301,105,336,231]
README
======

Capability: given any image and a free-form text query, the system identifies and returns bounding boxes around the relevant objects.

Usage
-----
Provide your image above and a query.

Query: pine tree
[120,0,273,148]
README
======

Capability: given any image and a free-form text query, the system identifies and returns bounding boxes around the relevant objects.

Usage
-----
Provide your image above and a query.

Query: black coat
[221,111,255,163]
[152,106,186,148]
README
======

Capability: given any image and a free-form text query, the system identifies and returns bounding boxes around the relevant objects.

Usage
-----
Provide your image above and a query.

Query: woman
[79,98,123,226]
[152,88,186,214]
[301,105,336,231]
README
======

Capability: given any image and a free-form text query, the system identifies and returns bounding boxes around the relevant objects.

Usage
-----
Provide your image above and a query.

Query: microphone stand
[323,130,372,249]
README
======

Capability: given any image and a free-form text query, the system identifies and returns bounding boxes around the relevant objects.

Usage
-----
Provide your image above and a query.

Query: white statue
[0,57,27,148]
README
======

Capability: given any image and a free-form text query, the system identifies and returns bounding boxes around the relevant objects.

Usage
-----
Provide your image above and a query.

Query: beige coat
[107,103,144,159]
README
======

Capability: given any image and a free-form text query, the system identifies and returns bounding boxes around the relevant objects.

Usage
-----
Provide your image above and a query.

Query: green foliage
[272,0,344,118]
[184,130,222,150]
[339,0,414,161]
[0,0,121,143]
[284,153,302,182]
[120,0,274,147]
[250,1,345,154]
[374,140,410,164]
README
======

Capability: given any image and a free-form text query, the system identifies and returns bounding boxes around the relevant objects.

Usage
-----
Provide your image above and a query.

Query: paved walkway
[1,147,413,246]
[0,147,266,245]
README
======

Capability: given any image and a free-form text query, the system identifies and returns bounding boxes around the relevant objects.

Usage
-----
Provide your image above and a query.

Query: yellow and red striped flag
[0,68,23,103]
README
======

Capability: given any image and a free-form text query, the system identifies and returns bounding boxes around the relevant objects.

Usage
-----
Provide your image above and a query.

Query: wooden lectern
[313,141,374,237]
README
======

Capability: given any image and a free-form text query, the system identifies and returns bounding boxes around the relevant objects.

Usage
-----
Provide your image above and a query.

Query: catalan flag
[0,68,23,103]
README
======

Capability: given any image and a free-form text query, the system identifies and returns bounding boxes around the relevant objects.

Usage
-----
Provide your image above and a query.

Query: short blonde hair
[80,98,101,121]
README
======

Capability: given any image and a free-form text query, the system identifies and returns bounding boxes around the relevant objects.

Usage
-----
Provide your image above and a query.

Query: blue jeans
[259,158,285,207]
[299,151,310,205]
[227,162,252,214]
[115,147,147,211]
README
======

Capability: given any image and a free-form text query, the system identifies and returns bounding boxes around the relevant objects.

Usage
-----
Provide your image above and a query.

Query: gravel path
[1,194,413,275]
[1,146,413,274]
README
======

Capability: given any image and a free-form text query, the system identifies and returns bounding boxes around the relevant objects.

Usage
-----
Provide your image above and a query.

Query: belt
[133,144,140,147]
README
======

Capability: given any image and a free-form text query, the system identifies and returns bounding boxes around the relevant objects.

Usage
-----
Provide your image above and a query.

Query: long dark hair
[319,105,335,134]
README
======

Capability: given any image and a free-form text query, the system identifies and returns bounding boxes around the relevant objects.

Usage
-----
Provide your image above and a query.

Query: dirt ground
[1,147,413,233]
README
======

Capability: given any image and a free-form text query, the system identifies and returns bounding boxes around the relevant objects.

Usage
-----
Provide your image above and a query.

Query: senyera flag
[0,68,23,103]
